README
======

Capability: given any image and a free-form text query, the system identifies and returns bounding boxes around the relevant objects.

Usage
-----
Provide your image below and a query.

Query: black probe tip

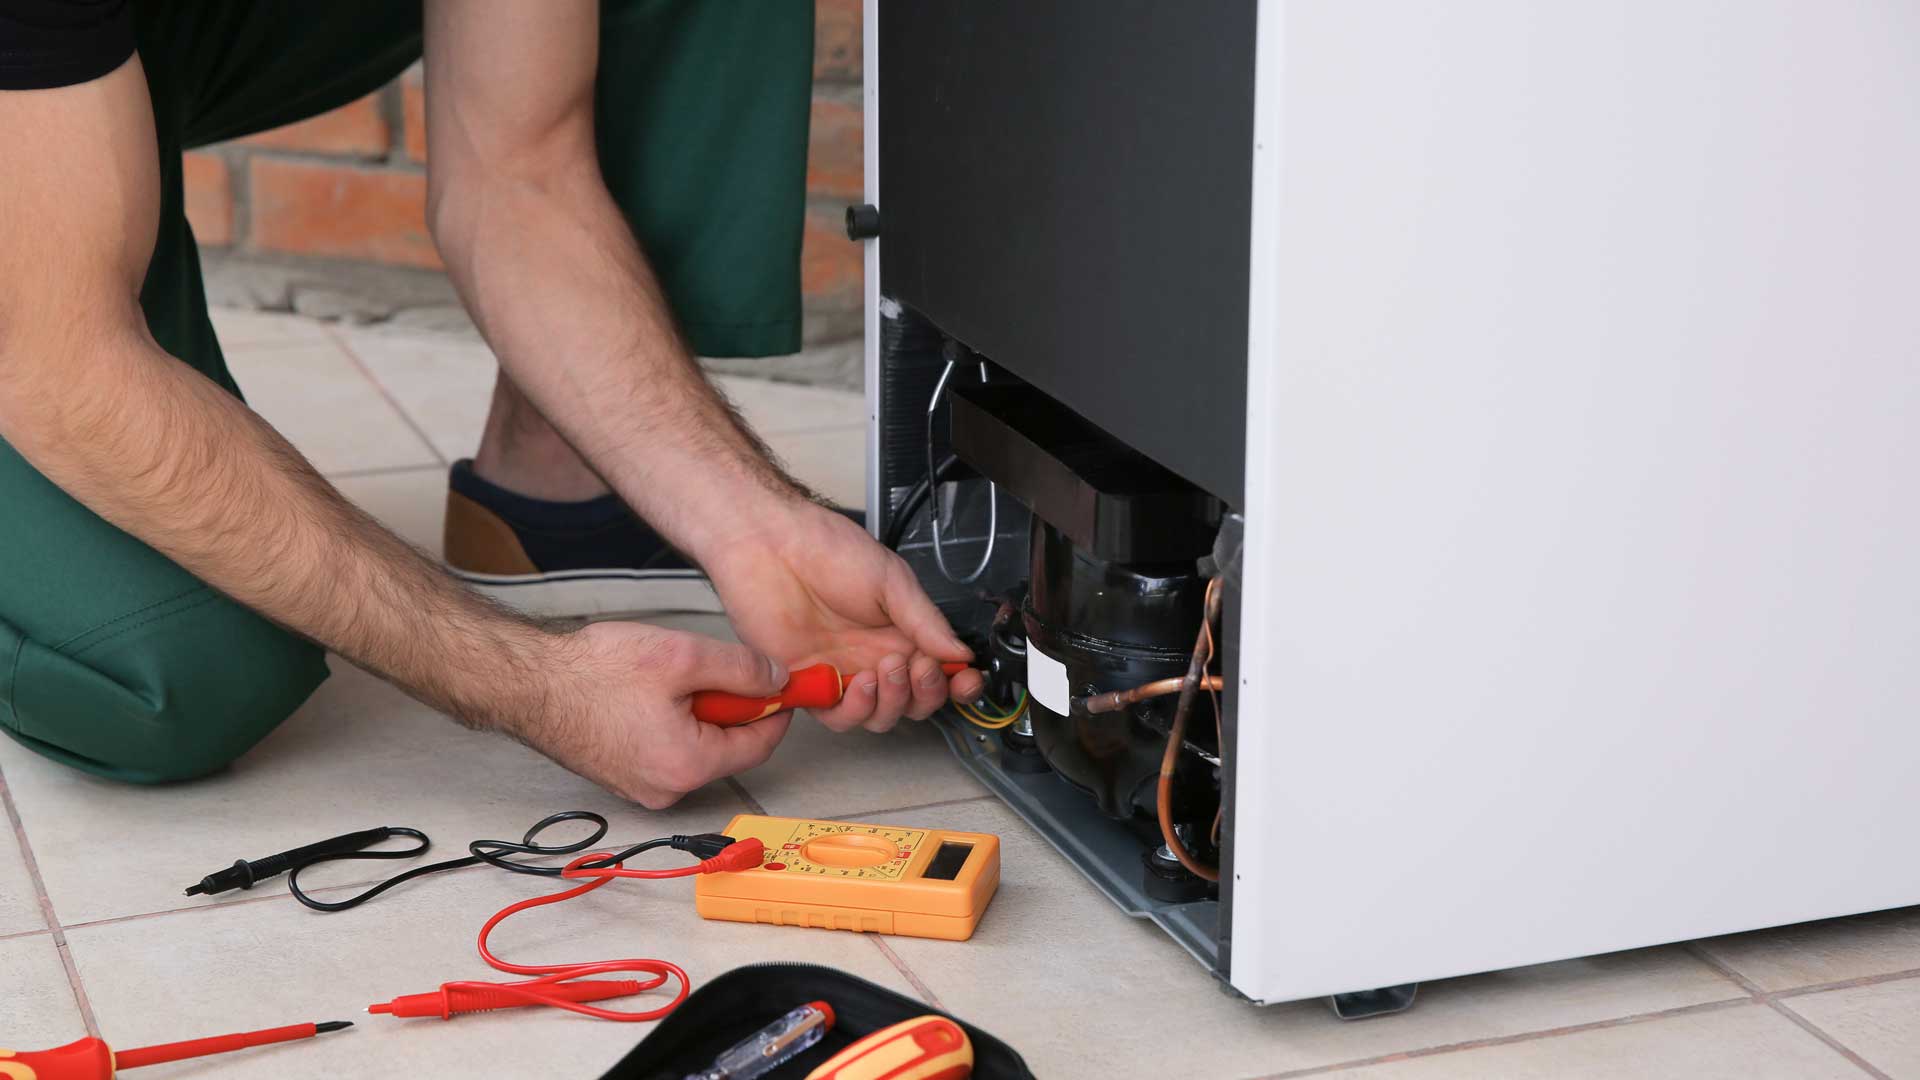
[314,1021,355,1034]
[183,883,206,897]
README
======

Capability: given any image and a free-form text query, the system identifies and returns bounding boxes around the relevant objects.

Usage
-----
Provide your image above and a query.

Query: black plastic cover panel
[950,381,1221,564]
[878,1,1256,506]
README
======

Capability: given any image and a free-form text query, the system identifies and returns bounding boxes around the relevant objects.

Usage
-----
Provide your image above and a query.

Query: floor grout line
[1683,942,1892,1079]
[324,323,451,468]
[328,462,450,482]
[1771,965,1920,1001]
[1682,940,1769,998]
[716,786,995,825]
[833,794,996,822]
[0,764,100,1037]
[55,875,410,934]
[866,936,945,1013]
[0,926,53,944]
[1254,997,1755,1079]
[724,778,769,816]
[1767,998,1893,1080]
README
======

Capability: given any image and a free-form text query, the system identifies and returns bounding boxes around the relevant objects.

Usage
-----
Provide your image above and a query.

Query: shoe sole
[451,567,723,618]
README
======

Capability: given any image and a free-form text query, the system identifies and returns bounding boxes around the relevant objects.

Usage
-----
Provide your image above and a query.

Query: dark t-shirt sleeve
[0,0,135,90]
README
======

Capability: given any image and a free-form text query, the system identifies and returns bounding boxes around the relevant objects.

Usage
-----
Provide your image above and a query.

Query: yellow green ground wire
[957,690,1031,730]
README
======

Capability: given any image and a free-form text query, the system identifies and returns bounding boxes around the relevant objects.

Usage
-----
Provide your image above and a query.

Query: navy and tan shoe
[442,459,721,617]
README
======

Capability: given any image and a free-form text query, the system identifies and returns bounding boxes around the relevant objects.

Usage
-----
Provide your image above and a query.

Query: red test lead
[364,838,765,1022]
[368,980,649,1019]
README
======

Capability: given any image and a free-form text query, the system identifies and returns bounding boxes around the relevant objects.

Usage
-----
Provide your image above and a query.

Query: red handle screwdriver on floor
[3,1019,352,1078]
[692,662,971,725]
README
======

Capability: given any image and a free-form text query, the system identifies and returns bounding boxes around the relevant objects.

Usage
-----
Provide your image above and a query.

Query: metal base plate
[934,712,1233,992]
[937,711,1426,1015]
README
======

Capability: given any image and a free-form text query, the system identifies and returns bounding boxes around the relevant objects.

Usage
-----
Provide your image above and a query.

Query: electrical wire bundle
[923,355,999,583]
[955,689,1029,730]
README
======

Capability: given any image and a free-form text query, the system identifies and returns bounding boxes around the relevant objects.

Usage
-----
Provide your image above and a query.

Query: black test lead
[183,825,422,896]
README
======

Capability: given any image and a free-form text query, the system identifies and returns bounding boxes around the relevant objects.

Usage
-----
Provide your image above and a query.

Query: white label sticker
[1026,641,1071,715]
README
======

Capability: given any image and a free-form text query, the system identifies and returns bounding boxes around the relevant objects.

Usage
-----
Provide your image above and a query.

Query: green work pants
[0,1,814,783]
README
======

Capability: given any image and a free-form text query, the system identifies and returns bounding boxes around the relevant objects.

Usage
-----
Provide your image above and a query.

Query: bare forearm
[0,330,556,732]
[0,53,561,746]
[433,164,809,561]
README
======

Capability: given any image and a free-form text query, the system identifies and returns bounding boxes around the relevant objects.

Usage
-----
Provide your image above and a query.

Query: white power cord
[924,356,998,584]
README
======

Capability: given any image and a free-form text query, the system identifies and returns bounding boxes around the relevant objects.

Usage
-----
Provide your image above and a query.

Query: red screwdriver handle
[692,663,844,725]
[692,662,971,726]
[1,1036,115,1079]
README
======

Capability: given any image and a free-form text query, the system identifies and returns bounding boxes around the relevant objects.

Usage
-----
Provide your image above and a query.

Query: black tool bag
[600,962,1035,1079]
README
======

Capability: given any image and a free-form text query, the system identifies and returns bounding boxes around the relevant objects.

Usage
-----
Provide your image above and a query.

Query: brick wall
[186,0,864,348]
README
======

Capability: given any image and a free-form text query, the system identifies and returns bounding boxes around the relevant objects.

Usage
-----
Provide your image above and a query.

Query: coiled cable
[271,812,762,1022]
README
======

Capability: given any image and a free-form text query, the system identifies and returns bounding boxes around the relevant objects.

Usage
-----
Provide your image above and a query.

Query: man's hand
[524,622,791,808]
[708,502,989,734]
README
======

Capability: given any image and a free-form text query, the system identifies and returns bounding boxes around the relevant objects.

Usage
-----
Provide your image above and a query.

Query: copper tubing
[1082,675,1225,715]
[1157,578,1224,883]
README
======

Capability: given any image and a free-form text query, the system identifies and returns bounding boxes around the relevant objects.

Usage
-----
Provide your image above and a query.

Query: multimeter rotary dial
[801,832,896,867]
[773,822,926,879]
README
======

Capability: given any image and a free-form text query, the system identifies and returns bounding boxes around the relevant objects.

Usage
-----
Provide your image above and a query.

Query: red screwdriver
[5,1020,352,1078]
[692,661,972,725]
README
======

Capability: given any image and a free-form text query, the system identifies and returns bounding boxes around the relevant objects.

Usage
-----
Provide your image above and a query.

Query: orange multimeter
[694,814,1000,941]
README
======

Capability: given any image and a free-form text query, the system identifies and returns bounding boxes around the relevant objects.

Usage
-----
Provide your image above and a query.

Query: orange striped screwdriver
[692,662,971,726]
[2,1020,351,1078]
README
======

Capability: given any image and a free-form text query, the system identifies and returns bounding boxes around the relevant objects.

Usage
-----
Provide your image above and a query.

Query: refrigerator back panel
[877,0,1256,505]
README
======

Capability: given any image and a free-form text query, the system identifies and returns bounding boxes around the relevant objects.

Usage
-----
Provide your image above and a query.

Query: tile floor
[3,309,1918,1078]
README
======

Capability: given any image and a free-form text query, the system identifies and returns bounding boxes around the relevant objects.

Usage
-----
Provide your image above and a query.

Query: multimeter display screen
[922,842,973,880]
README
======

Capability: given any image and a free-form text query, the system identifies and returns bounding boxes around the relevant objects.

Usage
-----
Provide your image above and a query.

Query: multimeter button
[800,834,896,868]
[764,862,787,871]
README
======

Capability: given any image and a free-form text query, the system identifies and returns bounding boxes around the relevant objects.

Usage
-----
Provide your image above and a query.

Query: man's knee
[0,592,328,784]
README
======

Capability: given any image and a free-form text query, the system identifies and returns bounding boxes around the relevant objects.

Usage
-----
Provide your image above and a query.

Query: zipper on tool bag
[724,962,925,1032]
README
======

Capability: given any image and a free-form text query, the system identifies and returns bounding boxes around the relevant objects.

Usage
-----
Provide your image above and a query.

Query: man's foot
[443,459,721,617]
